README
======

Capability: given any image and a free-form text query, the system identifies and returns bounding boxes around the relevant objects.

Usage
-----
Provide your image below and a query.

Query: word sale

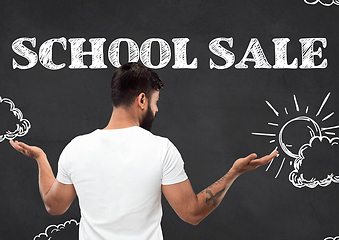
[12,37,327,70]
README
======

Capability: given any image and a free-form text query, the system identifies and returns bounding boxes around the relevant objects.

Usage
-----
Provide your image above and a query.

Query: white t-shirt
[57,126,188,240]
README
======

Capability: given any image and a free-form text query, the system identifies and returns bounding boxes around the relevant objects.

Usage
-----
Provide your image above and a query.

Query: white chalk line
[316,92,331,117]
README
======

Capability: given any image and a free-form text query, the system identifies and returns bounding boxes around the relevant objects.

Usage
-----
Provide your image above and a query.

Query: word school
[12,37,327,70]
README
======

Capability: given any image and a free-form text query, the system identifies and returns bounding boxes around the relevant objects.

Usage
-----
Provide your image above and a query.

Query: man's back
[57,126,187,240]
[9,63,277,240]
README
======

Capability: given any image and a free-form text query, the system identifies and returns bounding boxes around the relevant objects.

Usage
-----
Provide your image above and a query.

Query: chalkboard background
[0,0,338,239]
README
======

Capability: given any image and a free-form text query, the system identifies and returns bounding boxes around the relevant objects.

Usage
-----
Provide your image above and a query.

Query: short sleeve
[56,144,73,184]
[162,140,188,185]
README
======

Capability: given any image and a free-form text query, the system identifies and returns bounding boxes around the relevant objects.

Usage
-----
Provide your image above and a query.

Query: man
[10,62,278,240]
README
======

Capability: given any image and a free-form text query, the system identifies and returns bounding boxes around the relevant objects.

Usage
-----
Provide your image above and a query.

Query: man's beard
[140,104,155,131]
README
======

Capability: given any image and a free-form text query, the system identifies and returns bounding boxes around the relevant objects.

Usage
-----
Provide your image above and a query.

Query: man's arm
[10,140,76,215]
[161,152,278,225]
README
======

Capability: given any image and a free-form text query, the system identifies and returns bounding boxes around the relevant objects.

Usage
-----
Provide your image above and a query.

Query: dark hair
[111,62,164,108]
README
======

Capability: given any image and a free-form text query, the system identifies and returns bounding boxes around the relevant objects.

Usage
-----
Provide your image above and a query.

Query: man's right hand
[230,151,278,176]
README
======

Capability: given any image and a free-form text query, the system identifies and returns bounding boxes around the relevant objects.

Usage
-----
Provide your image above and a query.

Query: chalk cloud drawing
[289,135,339,188]
[252,92,339,188]
[0,96,31,142]
[304,0,339,6]
[324,237,339,240]
[33,219,79,240]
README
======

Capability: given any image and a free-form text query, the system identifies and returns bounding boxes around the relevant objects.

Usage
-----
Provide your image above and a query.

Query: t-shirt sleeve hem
[56,175,73,185]
[161,175,188,185]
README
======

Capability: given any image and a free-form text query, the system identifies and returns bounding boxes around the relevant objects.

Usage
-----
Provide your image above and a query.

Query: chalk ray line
[305,106,309,113]
[321,125,339,131]
[325,132,336,135]
[316,92,331,116]
[265,100,279,116]
[285,107,288,115]
[252,132,276,137]
[322,112,334,122]
[266,146,278,171]
[268,122,279,126]
[293,95,300,112]
[275,157,286,178]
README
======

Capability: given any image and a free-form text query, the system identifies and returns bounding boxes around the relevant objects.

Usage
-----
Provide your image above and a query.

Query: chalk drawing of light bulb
[252,92,339,188]
[278,116,322,159]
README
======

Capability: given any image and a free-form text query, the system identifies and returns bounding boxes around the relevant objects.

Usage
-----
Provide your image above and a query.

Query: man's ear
[137,93,147,110]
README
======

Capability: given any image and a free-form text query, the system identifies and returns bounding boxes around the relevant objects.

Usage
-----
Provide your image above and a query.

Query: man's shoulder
[67,127,170,145]
[72,129,98,140]
[137,127,167,139]
[63,129,99,149]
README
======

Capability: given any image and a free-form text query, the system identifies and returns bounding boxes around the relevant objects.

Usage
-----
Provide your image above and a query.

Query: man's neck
[103,107,139,130]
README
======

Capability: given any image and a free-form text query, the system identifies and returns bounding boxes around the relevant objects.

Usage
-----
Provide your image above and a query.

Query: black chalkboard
[1,0,338,239]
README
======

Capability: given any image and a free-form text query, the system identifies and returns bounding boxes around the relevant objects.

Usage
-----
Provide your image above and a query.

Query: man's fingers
[247,151,278,168]
[9,140,31,155]
[256,151,278,165]
[17,141,31,150]
[245,153,257,161]
[9,139,17,147]
[268,150,279,159]
[9,140,22,151]
[9,139,15,148]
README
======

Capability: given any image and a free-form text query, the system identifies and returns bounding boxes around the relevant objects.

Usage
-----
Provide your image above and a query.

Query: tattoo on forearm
[208,176,224,190]
[198,171,232,206]
[205,188,227,207]
[199,172,230,194]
